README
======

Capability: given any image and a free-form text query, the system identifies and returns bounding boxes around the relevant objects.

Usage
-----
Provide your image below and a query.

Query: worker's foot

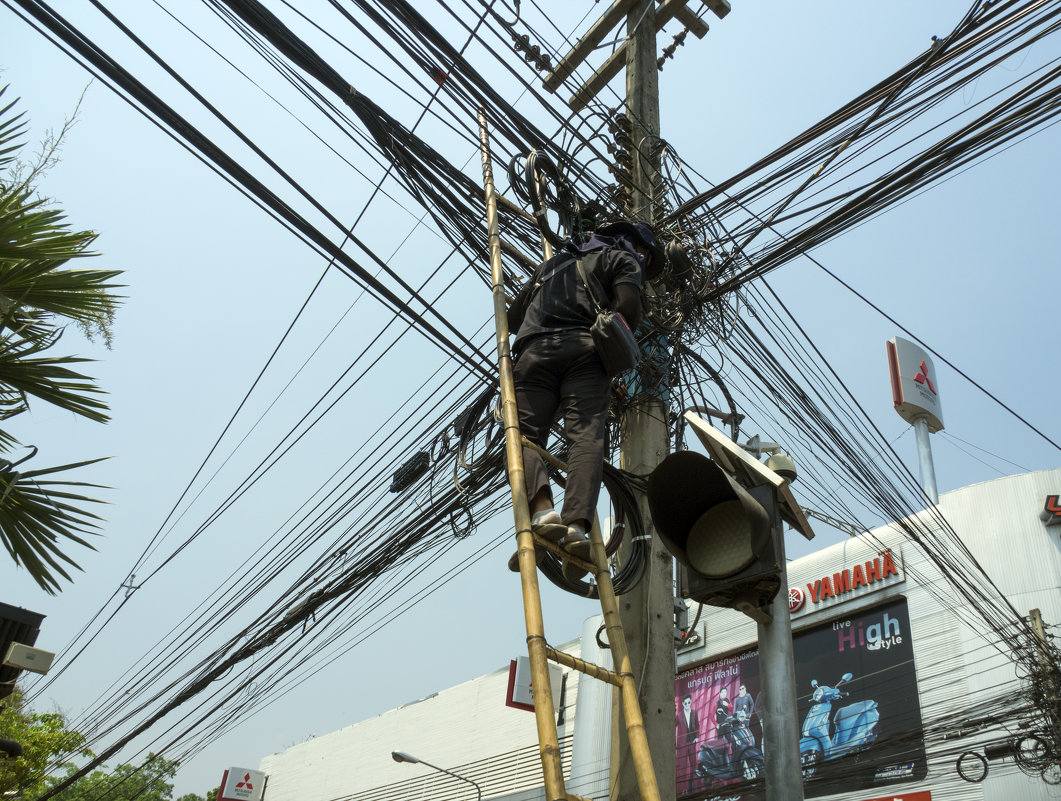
[508,549,543,572]
[560,526,592,582]
[531,509,567,542]
[561,526,592,560]
[508,511,565,572]
[562,558,592,582]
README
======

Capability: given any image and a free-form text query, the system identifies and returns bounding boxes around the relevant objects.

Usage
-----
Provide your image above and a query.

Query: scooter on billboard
[696,708,765,785]
[799,672,880,779]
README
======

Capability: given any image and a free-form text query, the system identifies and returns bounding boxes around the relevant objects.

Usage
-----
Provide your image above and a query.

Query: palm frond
[0,86,116,594]
[0,454,107,595]
[0,87,29,171]
[0,331,109,422]
[0,307,53,344]
[0,188,100,262]
[0,426,20,450]
[0,259,123,328]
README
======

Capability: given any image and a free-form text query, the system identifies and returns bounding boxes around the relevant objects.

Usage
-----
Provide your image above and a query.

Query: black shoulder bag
[574,256,641,377]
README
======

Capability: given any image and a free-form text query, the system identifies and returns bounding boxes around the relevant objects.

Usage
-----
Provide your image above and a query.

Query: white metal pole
[912,415,939,504]
[569,615,613,801]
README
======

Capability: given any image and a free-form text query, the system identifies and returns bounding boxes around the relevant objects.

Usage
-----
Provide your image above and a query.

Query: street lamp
[391,751,483,801]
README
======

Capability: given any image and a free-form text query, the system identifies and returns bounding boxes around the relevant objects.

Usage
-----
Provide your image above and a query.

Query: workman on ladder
[506,220,664,577]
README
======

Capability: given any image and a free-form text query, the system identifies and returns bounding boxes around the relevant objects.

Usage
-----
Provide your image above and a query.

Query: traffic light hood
[647,450,772,578]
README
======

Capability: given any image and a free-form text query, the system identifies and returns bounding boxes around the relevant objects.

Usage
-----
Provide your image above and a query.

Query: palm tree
[0,85,122,593]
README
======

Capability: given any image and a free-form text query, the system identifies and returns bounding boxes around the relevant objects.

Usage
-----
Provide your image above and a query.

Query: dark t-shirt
[511,247,643,351]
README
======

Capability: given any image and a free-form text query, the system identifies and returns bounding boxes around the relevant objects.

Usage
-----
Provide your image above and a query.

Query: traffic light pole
[616,3,676,801]
[756,530,805,800]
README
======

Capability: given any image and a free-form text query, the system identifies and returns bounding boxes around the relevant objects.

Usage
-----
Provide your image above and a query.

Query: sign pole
[887,336,944,505]
[912,416,938,504]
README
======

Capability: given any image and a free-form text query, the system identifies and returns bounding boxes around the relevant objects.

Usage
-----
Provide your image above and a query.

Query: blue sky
[1,1,1058,796]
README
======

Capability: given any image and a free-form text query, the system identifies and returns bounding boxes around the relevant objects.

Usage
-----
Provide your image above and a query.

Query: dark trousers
[513,331,610,528]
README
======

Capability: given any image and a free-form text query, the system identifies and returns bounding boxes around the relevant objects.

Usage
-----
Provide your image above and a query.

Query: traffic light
[647,450,783,612]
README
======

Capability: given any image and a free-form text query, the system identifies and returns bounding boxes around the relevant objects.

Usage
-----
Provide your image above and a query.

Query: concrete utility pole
[542,4,731,800]
[1029,608,1061,748]
[615,3,675,801]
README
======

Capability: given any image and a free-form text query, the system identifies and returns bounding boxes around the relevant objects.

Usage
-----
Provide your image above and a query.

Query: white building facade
[260,470,1061,801]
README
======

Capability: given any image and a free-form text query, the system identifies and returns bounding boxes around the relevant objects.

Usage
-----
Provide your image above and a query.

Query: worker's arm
[614,283,642,332]
[507,282,532,333]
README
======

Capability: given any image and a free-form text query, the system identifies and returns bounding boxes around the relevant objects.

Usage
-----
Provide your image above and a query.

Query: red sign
[505,657,562,712]
[1042,495,1061,527]
[887,336,943,431]
[218,767,265,801]
[505,659,534,712]
[860,791,930,801]
[804,549,901,606]
[788,586,805,613]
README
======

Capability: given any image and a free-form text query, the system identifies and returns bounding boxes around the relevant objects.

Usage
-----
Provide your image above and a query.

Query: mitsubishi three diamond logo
[912,360,936,394]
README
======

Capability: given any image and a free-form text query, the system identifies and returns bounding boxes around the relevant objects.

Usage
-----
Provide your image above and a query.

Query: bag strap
[573,255,606,313]
[523,254,574,304]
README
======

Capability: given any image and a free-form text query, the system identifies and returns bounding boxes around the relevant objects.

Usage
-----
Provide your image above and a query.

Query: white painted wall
[260,470,1061,801]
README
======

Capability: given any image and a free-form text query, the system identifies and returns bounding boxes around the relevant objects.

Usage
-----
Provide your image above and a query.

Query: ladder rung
[521,435,565,469]
[566,794,593,801]
[531,534,596,573]
[545,645,623,687]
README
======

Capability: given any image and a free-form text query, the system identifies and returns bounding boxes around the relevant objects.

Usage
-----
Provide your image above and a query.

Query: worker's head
[595,220,665,280]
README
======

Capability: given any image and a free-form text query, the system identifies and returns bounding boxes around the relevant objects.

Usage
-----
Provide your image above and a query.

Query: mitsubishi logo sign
[219,767,266,801]
[912,360,937,394]
[887,337,944,432]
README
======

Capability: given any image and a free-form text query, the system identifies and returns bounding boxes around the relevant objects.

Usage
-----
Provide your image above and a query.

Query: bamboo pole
[546,646,623,687]
[477,108,567,801]
[523,417,661,801]
[586,512,663,801]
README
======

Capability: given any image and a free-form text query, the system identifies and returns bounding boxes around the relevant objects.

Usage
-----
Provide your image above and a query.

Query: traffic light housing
[647,450,784,611]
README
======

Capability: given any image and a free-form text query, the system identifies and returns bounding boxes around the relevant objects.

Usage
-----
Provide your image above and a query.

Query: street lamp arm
[391,752,482,801]
[416,758,483,801]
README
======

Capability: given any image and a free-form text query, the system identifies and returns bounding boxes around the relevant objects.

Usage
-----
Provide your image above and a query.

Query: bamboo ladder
[477,109,662,801]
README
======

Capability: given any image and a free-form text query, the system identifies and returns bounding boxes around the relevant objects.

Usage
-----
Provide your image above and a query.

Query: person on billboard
[735,683,754,721]
[676,693,700,792]
[734,683,758,749]
[715,686,734,752]
[715,686,732,726]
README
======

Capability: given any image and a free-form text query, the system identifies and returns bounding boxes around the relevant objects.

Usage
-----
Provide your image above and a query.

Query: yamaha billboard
[675,598,927,799]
